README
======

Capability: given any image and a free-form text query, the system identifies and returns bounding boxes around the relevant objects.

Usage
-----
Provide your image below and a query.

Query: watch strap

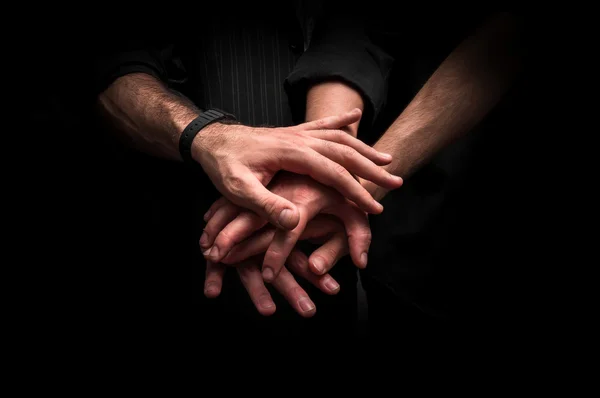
[178,109,234,165]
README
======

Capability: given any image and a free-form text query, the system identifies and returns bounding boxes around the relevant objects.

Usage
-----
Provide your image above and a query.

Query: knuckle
[284,229,301,243]
[331,162,349,176]
[224,175,247,197]
[330,129,344,138]
[260,196,279,218]
[322,247,338,260]
[323,139,336,153]
[266,247,284,261]
[335,131,349,143]
[340,145,358,159]
[215,230,234,250]
[350,230,372,246]
[290,286,306,298]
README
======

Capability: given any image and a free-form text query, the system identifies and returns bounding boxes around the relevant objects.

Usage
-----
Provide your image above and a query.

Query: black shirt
[93,3,393,130]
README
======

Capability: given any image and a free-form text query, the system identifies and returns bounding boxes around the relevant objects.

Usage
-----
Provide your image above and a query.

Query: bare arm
[287,5,393,134]
[97,72,199,160]
[363,13,523,200]
[97,72,398,228]
[305,81,364,137]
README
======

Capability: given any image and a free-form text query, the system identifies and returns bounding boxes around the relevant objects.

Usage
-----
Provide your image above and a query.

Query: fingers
[307,129,393,166]
[204,261,226,298]
[281,148,384,214]
[299,108,362,131]
[200,201,240,254]
[237,261,277,316]
[203,196,229,222]
[287,249,341,295]
[271,266,316,318]
[225,170,301,230]
[207,212,267,263]
[262,219,306,283]
[300,215,342,241]
[310,139,403,189]
[307,231,349,275]
[221,227,276,265]
[326,203,372,269]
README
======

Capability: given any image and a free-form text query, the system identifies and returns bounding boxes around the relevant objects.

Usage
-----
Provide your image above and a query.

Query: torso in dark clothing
[175,6,304,127]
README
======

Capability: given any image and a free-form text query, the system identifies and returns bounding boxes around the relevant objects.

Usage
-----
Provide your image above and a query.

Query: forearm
[305,81,364,136]
[97,72,200,160]
[364,13,522,200]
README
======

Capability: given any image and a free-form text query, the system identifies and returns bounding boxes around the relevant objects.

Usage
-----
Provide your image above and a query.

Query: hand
[220,215,350,277]
[203,250,341,317]
[201,173,377,282]
[192,109,403,230]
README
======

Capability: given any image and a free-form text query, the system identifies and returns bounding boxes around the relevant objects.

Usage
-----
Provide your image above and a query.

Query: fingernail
[262,267,274,282]
[199,231,208,247]
[203,248,212,256]
[361,252,368,268]
[311,257,325,274]
[381,152,393,160]
[208,246,219,260]
[298,298,315,312]
[203,210,211,221]
[323,276,340,292]
[278,209,293,229]
[375,202,384,213]
[258,294,275,309]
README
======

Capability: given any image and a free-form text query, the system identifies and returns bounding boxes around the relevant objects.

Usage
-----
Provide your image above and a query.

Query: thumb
[232,175,300,230]
[299,108,362,131]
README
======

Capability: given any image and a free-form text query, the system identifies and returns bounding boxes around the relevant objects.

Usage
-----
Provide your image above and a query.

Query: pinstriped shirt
[178,9,303,128]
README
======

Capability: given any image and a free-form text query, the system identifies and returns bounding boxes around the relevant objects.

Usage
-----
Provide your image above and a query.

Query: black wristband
[178,109,235,165]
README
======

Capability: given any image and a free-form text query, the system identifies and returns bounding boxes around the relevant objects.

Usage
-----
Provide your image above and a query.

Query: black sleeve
[284,5,394,127]
[92,38,172,96]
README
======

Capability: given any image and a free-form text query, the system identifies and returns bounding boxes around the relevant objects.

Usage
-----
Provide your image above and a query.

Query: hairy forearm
[305,81,364,136]
[97,72,200,160]
[365,13,522,200]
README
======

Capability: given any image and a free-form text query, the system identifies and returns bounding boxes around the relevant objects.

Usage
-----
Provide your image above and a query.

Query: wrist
[190,122,230,164]
[173,111,200,147]
[190,121,249,168]
[179,109,240,165]
[305,81,364,137]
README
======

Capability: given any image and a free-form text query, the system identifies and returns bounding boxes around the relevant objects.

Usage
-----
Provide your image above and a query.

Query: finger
[204,261,226,298]
[307,129,393,166]
[271,266,316,318]
[221,227,276,265]
[262,219,306,283]
[209,211,267,263]
[200,201,240,253]
[311,139,403,189]
[298,108,362,131]
[237,262,276,316]
[307,231,349,275]
[287,249,340,295]
[225,170,301,230]
[326,204,372,269]
[203,196,229,222]
[281,148,384,214]
[300,215,342,244]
